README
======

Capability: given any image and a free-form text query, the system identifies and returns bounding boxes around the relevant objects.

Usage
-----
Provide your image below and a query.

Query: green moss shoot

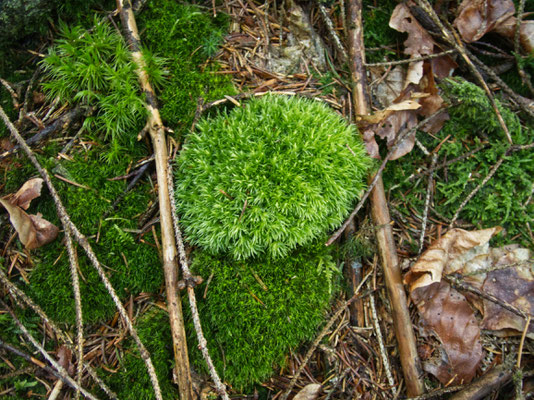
[176,94,371,260]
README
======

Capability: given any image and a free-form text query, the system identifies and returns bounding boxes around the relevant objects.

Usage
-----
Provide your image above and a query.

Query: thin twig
[327,108,447,246]
[449,151,506,226]
[0,104,162,400]
[369,294,397,396]
[365,49,457,67]
[64,228,84,400]
[418,153,437,254]
[517,315,531,368]
[317,2,348,61]
[167,161,230,400]
[0,301,100,400]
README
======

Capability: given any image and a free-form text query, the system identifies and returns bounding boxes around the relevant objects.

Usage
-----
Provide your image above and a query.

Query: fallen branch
[115,1,193,398]
[344,0,424,396]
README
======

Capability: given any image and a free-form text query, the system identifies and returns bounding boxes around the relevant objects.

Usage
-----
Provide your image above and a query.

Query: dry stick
[365,49,457,67]
[344,0,424,396]
[0,300,100,400]
[369,294,397,396]
[317,2,348,62]
[0,78,19,108]
[0,105,161,400]
[0,268,118,400]
[448,363,512,400]
[64,225,84,400]
[517,315,531,368]
[280,272,374,400]
[166,163,230,400]
[413,0,513,144]
[115,1,193,398]
[418,153,438,255]
[327,107,445,244]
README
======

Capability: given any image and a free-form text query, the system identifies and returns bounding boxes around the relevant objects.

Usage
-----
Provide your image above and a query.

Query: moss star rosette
[176,94,371,259]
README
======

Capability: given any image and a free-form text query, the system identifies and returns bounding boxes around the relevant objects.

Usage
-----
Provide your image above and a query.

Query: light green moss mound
[188,243,339,390]
[176,95,371,260]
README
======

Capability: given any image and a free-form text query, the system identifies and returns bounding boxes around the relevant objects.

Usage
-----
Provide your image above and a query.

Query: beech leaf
[412,281,482,384]
[454,0,515,42]
[293,384,321,400]
[0,178,58,249]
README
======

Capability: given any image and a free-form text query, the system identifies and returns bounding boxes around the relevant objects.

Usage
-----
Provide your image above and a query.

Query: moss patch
[187,242,339,391]
[138,0,236,137]
[19,145,162,324]
[384,78,534,249]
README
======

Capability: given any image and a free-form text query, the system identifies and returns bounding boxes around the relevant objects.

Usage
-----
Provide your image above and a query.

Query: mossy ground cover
[187,242,340,391]
[384,78,534,250]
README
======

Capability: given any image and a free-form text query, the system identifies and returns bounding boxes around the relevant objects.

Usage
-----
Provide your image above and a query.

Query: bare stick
[167,162,230,400]
[414,0,513,144]
[448,363,512,400]
[365,49,457,67]
[317,2,348,62]
[280,272,373,400]
[369,294,397,396]
[0,267,118,400]
[0,300,99,400]
[418,153,438,254]
[517,316,531,368]
[115,1,193,397]
[345,1,424,395]
[0,104,161,400]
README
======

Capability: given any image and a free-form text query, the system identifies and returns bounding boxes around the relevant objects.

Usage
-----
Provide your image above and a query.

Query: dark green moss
[105,308,178,400]
[384,78,534,248]
[187,242,339,390]
[20,145,162,324]
[362,0,402,63]
[138,0,236,137]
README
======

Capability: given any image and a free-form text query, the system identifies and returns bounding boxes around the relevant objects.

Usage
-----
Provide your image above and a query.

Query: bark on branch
[115,1,194,398]
[346,0,424,396]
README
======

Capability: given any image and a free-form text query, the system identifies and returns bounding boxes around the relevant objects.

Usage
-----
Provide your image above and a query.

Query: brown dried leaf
[405,227,502,291]
[0,178,58,250]
[57,345,75,376]
[412,281,482,384]
[494,18,534,53]
[369,66,405,107]
[293,384,322,400]
[7,177,43,210]
[453,0,515,42]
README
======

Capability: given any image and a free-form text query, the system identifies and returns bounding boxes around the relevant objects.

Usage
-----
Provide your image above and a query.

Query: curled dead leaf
[405,227,502,291]
[1,178,58,249]
[454,0,515,43]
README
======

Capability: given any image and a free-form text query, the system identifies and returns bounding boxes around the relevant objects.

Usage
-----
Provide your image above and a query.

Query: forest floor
[0,0,533,399]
